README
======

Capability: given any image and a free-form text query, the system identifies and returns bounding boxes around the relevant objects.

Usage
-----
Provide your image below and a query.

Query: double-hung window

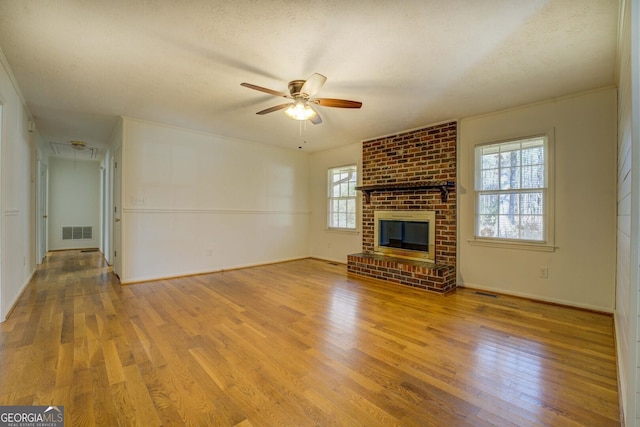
[475,135,549,243]
[328,165,357,230]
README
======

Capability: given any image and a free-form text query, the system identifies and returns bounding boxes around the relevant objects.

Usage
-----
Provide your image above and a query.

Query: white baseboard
[121,256,311,285]
[2,268,36,322]
[457,282,614,314]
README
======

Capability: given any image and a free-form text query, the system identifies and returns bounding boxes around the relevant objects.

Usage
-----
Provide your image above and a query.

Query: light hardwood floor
[0,250,620,426]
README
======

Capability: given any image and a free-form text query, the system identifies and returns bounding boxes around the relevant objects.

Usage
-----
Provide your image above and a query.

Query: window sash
[328,165,357,229]
[476,189,546,241]
[474,136,548,242]
[475,136,547,191]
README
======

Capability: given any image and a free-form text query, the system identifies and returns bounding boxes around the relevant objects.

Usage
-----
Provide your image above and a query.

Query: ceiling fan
[49,140,99,160]
[240,73,362,125]
[69,140,98,155]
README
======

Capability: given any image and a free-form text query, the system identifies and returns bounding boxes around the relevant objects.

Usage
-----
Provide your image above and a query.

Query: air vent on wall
[62,226,93,240]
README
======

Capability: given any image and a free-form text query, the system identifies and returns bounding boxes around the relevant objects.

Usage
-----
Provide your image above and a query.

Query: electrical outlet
[539,267,549,279]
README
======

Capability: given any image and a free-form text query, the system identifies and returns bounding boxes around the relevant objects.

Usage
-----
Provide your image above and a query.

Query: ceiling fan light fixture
[283,102,316,121]
[70,140,86,150]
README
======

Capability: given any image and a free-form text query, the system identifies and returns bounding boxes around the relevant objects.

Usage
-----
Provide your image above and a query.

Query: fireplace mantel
[355,181,455,203]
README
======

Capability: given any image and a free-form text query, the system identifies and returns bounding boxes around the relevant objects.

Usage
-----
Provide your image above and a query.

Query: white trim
[2,270,36,322]
[458,282,613,314]
[121,256,309,285]
[324,227,360,235]
[0,48,30,115]
[472,129,556,247]
[122,208,311,215]
[309,256,347,265]
[327,164,358,230]
[467,239,556,252]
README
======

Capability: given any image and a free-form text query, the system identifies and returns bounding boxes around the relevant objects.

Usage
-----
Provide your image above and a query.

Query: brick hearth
[347,253,456,293]
[347,121,457,293]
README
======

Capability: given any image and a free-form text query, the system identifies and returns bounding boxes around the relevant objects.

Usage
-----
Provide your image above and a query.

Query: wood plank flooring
[0,250,620,426]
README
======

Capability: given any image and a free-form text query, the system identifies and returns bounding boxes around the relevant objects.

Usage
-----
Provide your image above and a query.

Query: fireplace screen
[379,220,429,251]
[374,210,436,261]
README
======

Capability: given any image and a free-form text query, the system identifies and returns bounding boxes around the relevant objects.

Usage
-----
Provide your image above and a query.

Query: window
[475,135,548,242]
[328,165,357,229]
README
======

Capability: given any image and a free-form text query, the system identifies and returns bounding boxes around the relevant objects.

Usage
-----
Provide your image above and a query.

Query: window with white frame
[328,165,357,229]
[475,135,548,242]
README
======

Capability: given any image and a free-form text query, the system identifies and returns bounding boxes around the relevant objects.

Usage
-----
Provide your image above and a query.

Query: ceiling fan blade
[313,98,362,108]
[256,103,291,115]
[300,73,327,98]
[241,82,290,98]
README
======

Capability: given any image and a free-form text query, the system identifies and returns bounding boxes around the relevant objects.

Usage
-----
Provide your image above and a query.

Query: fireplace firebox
[374,210,436,262]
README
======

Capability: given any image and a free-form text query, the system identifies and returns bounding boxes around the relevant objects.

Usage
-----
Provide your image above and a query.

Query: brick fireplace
[347,121,457,293]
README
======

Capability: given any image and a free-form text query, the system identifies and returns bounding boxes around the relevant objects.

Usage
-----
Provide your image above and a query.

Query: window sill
[325,228,360,235]
[467,238,556,252]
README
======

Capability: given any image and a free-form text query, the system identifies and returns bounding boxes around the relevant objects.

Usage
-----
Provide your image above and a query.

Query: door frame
[112,145,122,279]
[36,159,48,263]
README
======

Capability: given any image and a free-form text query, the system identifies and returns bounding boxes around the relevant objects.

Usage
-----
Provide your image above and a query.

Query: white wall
[48,157,101,250]
[458,88,617,312]
[0,49,37,320]
[120,118,311,283]
[309,142,362,263]
[615,0,638,422]
[632,0,640,421]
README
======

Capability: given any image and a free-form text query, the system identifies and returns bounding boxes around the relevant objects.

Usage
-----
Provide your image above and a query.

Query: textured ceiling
[0,0,619,156]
